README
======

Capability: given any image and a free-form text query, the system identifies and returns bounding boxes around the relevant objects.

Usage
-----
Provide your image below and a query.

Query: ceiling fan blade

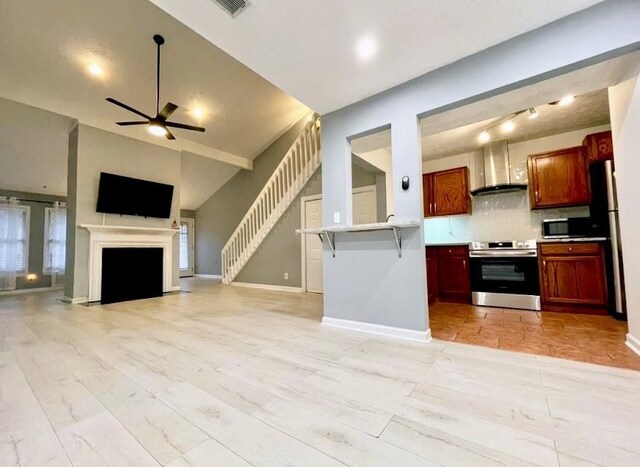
[106,98,151,120]
[116,121,148,126]
[165,128,176,140]
[158,102,178,120]
[165,121,206,132]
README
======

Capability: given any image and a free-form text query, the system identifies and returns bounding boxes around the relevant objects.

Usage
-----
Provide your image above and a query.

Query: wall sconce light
[26,273,38,282]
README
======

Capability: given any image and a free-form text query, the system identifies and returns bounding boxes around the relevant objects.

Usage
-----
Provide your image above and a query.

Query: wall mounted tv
[96,172,174,219]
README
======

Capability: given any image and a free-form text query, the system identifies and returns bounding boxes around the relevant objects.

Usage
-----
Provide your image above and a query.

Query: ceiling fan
[106,34,205,140]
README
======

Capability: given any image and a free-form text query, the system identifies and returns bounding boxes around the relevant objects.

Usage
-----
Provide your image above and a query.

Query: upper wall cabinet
[423,166,471,217]
[528,146,590,210]
[583,130,613,163]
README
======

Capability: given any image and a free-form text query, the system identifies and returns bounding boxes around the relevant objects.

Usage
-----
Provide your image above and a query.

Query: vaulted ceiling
[150,0,603,114]
[0,0,309,165]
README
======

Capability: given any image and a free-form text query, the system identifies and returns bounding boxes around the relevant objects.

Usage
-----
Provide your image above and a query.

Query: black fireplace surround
[101,247,163,304]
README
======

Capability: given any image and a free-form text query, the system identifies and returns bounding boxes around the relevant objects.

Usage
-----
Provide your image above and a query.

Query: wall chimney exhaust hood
[470,140,527,197]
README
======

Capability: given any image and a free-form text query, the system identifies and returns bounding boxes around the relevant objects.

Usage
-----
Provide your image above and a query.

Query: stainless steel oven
[469,240,541,311]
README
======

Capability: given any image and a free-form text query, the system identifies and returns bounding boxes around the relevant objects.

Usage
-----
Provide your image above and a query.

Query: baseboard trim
[62,296,88,304]
[626,333,640,357]
[171,286,181,292]
[322,317,432,343]
[0,285,63,296]
[194,274,222,279]
[230,282,302,293]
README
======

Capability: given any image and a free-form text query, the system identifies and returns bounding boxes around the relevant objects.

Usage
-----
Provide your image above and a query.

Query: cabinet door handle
[463,260,466,269]
[568,247,573,252]
[543,260,546,267]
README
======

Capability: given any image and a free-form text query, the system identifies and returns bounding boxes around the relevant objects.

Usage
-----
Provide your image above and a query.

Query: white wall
[357,148,394,216]
[609,75,640,353]
[422,125,608,243]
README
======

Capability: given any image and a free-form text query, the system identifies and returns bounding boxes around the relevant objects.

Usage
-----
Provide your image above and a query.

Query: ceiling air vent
[212,0,249,17]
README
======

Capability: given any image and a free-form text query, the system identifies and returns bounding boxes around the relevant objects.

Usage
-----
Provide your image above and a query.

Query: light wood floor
[2,278,640,466]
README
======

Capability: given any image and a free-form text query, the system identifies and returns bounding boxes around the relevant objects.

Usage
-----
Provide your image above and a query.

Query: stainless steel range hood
[470,140,527,197]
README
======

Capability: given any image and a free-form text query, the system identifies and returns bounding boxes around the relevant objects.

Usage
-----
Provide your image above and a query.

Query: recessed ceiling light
[528,108,539,119]
[355,37,378,62]
[87,63,103,77]
[559,95,575,106]
[148,123,167,137]
[501,121,515,133]
[478,131,491,144]
[191,107,205,120]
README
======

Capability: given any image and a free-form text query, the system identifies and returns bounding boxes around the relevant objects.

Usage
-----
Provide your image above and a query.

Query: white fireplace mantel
[80,224,179,302]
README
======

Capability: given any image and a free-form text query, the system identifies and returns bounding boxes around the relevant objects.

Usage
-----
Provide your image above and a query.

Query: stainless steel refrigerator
[590,159,626,317]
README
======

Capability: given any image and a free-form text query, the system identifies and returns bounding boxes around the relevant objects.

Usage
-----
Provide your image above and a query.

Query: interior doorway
[301,195,323,293]
[301,186,378,293]
[179,218,195,277]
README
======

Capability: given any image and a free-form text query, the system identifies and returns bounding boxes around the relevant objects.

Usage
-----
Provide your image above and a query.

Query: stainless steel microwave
[542,217,594,239]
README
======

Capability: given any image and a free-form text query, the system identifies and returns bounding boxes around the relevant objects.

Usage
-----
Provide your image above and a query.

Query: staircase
[221,117,321,284]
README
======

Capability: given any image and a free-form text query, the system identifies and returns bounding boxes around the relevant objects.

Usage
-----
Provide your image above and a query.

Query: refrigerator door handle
[605,160,618,212]
[609,210,625,314]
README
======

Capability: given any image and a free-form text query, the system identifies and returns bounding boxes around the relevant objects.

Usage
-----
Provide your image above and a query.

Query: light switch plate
[333,212,340,223]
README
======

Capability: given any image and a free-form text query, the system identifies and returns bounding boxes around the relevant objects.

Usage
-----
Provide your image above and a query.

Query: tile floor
[1,278,640,466]
[429,301,640,370]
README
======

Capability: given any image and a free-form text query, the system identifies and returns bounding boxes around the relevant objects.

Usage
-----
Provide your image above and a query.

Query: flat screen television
[96,172,174,219]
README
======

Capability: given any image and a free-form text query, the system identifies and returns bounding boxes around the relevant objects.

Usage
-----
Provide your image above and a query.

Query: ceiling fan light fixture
[148,123,167,137]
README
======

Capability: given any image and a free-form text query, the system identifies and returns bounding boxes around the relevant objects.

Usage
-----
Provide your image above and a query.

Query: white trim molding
[79,225,178,303]
[194,274,222,279]
[171,286,181,292]
[0,285,63,296]
[322,317,432,343]
[62,296,88,304]
[230,281,302,293]
[626,333,640,357]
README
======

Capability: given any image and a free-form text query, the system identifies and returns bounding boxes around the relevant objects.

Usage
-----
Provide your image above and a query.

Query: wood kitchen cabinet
[583,130,613,163]
[425,245,470,304]
[426,247,439,305]
[423,167,471,218]
[528,146,590,209]
[538,242,608,314]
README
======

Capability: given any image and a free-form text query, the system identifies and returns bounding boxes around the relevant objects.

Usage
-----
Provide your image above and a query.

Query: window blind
[0,204,29,279]
[44,205,66,274]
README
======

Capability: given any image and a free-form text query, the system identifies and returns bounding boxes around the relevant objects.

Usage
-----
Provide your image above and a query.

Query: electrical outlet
[333,212,340,223]
[284,272,288,280]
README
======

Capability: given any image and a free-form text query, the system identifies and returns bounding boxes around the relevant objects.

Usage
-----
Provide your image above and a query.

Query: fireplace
[101,247,163,304]
[79,225,178,303]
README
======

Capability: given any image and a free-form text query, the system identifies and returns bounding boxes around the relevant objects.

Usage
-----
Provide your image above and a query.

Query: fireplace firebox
[101,247,163,304]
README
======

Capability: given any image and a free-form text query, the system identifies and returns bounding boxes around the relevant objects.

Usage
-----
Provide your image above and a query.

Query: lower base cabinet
[426,245,470,304]
[539,242,609,314]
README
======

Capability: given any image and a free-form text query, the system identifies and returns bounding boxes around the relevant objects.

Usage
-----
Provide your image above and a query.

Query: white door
[303,198,323,293]
[179,218,195,277]
[352,186,378,225]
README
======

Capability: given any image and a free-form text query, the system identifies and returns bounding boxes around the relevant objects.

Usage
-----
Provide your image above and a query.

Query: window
[44,204,67,275]
[179,222,189,270]
[0,204,30,290]
[179,218,194,277]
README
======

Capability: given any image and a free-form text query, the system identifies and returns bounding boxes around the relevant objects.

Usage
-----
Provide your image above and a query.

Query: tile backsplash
[424,190,589,244]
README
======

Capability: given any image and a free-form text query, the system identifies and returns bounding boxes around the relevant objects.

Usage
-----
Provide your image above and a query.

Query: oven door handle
[469,250,538,258]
